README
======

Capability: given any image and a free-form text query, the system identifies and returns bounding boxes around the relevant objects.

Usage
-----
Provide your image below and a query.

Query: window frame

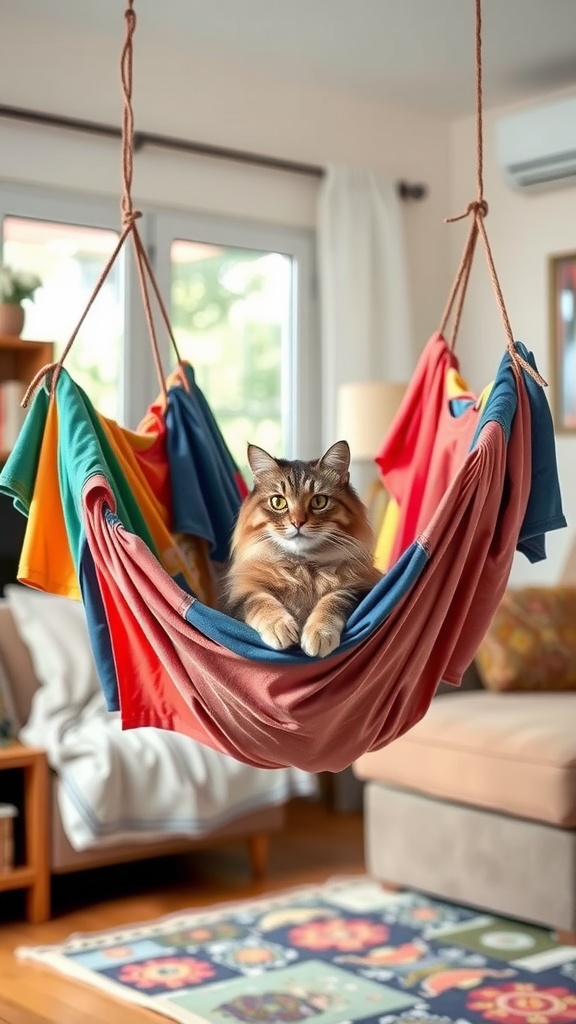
[151,208,318,459]
[0,184,319,454]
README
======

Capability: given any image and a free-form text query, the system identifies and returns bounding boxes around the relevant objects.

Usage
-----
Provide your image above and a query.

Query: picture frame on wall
[549,250,576,433]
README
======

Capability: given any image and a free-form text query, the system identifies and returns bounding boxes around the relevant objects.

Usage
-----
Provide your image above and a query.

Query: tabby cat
[222,440,382,657]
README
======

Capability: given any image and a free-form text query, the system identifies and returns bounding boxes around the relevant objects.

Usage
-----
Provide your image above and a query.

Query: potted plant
[0,265,42,337]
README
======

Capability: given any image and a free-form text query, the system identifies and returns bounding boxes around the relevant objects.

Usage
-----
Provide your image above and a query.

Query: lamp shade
[336,381,406,461]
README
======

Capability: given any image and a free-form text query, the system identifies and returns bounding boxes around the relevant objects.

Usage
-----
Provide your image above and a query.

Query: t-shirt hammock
[374,332,564,572]
[0,337,565,772]
[16,395,216,604]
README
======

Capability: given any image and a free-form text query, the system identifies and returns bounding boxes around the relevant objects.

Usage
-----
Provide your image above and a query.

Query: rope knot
[21,361,62,408]
[507,342,548,388]
[121,208,142,230]
[445,198,489,224]
[471,198,488,218]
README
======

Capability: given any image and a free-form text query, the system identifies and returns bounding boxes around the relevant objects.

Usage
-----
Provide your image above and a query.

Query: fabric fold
[0,345,565,773]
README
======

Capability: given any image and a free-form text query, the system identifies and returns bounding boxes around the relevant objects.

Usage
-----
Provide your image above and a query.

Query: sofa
[354,576,576,937]
[0,588,316,915]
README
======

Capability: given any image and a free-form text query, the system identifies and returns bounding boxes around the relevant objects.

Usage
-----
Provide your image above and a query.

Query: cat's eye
[269,495,288,511]
[310,494,329,510]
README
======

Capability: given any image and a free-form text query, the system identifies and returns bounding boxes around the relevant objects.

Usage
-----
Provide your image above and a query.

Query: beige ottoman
[354,691,576,934]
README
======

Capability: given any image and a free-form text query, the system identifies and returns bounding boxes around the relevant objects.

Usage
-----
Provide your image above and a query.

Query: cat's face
[236,440,370,558]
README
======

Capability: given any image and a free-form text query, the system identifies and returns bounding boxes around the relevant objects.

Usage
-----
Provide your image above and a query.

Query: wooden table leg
[248,833,269,881]
[23,753,50,923]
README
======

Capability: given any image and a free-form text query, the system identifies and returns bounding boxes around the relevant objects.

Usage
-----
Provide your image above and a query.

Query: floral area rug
[17,877,576,1024]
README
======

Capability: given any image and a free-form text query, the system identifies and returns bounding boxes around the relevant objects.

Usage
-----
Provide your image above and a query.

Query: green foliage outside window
[171,247,287,478]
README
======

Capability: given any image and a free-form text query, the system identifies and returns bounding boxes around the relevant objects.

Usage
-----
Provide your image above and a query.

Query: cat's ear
[247,444,279,478]
[318,440,351,482]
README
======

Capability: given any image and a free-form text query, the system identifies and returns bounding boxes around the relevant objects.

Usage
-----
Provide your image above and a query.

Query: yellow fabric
[446,369,493,411]
[98,417,174,553]
[374,498,401,573]
[18,400,80,599]
[477,381,494,411]
[87,414,217,605]
[18,398,217,606]
[445,367,471,398]
[373,371,494,574]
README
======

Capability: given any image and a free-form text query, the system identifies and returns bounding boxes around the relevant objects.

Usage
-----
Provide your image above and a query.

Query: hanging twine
[440,0,546,387]
[23,0,186,407]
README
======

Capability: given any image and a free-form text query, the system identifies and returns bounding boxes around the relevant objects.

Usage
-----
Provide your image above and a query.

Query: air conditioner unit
[496,94,576,192]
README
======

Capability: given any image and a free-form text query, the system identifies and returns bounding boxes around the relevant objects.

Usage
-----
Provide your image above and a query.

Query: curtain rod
[0,103,428,202]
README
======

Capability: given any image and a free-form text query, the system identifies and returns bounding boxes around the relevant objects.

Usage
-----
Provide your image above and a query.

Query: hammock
[0,0,566,773]
[0,335,565,772]
[375,332,566,573]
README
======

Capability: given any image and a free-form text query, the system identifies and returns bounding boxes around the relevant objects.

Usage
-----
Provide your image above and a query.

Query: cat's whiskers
[319,528,372,555]
[269,529,324,556]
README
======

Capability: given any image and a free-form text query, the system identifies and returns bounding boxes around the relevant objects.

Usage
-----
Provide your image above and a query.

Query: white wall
[0,16,451,361]
[449,90,576,584]
[3,13,571,578]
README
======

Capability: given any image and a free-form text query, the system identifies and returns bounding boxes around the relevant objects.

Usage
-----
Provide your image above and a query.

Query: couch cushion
[0,598,38,727]
[475,586,576,692]
[354,691,576,827]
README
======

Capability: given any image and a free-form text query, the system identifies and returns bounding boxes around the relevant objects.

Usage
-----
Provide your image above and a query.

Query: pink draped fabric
[81,373,531,772]
[376,333,484,567]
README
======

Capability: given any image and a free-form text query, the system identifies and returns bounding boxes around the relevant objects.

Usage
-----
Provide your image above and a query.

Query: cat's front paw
[256,611,300,651]
[300,618,343,658]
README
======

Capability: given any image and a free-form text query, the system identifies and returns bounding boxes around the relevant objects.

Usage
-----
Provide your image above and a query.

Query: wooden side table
[0,742,50,923]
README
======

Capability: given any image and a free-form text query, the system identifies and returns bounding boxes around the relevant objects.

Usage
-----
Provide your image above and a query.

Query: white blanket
[6,586,317,851]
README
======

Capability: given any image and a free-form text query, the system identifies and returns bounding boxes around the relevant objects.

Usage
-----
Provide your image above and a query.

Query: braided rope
[24,0,186,407]
[440,0,546,387]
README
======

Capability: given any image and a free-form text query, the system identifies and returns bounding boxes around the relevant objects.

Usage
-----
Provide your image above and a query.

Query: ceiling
[5,0,576,117]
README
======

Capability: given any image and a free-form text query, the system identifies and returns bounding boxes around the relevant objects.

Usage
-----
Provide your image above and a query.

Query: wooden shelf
[0,866,35,892]
[0,335,53,385]
[0,741,46,770]
[0,741,50,922]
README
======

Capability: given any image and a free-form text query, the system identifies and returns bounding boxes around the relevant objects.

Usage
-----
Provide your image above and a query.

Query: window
[0,186,317,460]
[169,240,290,473]
[0,187,126,420]
[154,211,318,471]
[3,216,123,419]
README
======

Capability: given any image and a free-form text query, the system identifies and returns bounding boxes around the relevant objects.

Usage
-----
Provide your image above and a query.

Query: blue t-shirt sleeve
[514,343,567,563]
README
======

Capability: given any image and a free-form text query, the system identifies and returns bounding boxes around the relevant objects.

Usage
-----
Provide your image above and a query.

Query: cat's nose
[290,516,306,530]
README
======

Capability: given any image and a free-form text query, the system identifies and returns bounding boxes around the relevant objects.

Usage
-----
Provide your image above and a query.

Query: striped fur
[222,440,382,657]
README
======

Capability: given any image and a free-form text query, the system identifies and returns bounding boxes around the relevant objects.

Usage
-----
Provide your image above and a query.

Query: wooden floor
[0,799,365,1024]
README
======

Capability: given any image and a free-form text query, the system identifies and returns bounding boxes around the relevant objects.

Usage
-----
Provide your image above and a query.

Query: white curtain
[317,166,414,447]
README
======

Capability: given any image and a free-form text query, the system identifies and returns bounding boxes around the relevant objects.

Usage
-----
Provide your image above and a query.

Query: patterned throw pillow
[475,586,576,692]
